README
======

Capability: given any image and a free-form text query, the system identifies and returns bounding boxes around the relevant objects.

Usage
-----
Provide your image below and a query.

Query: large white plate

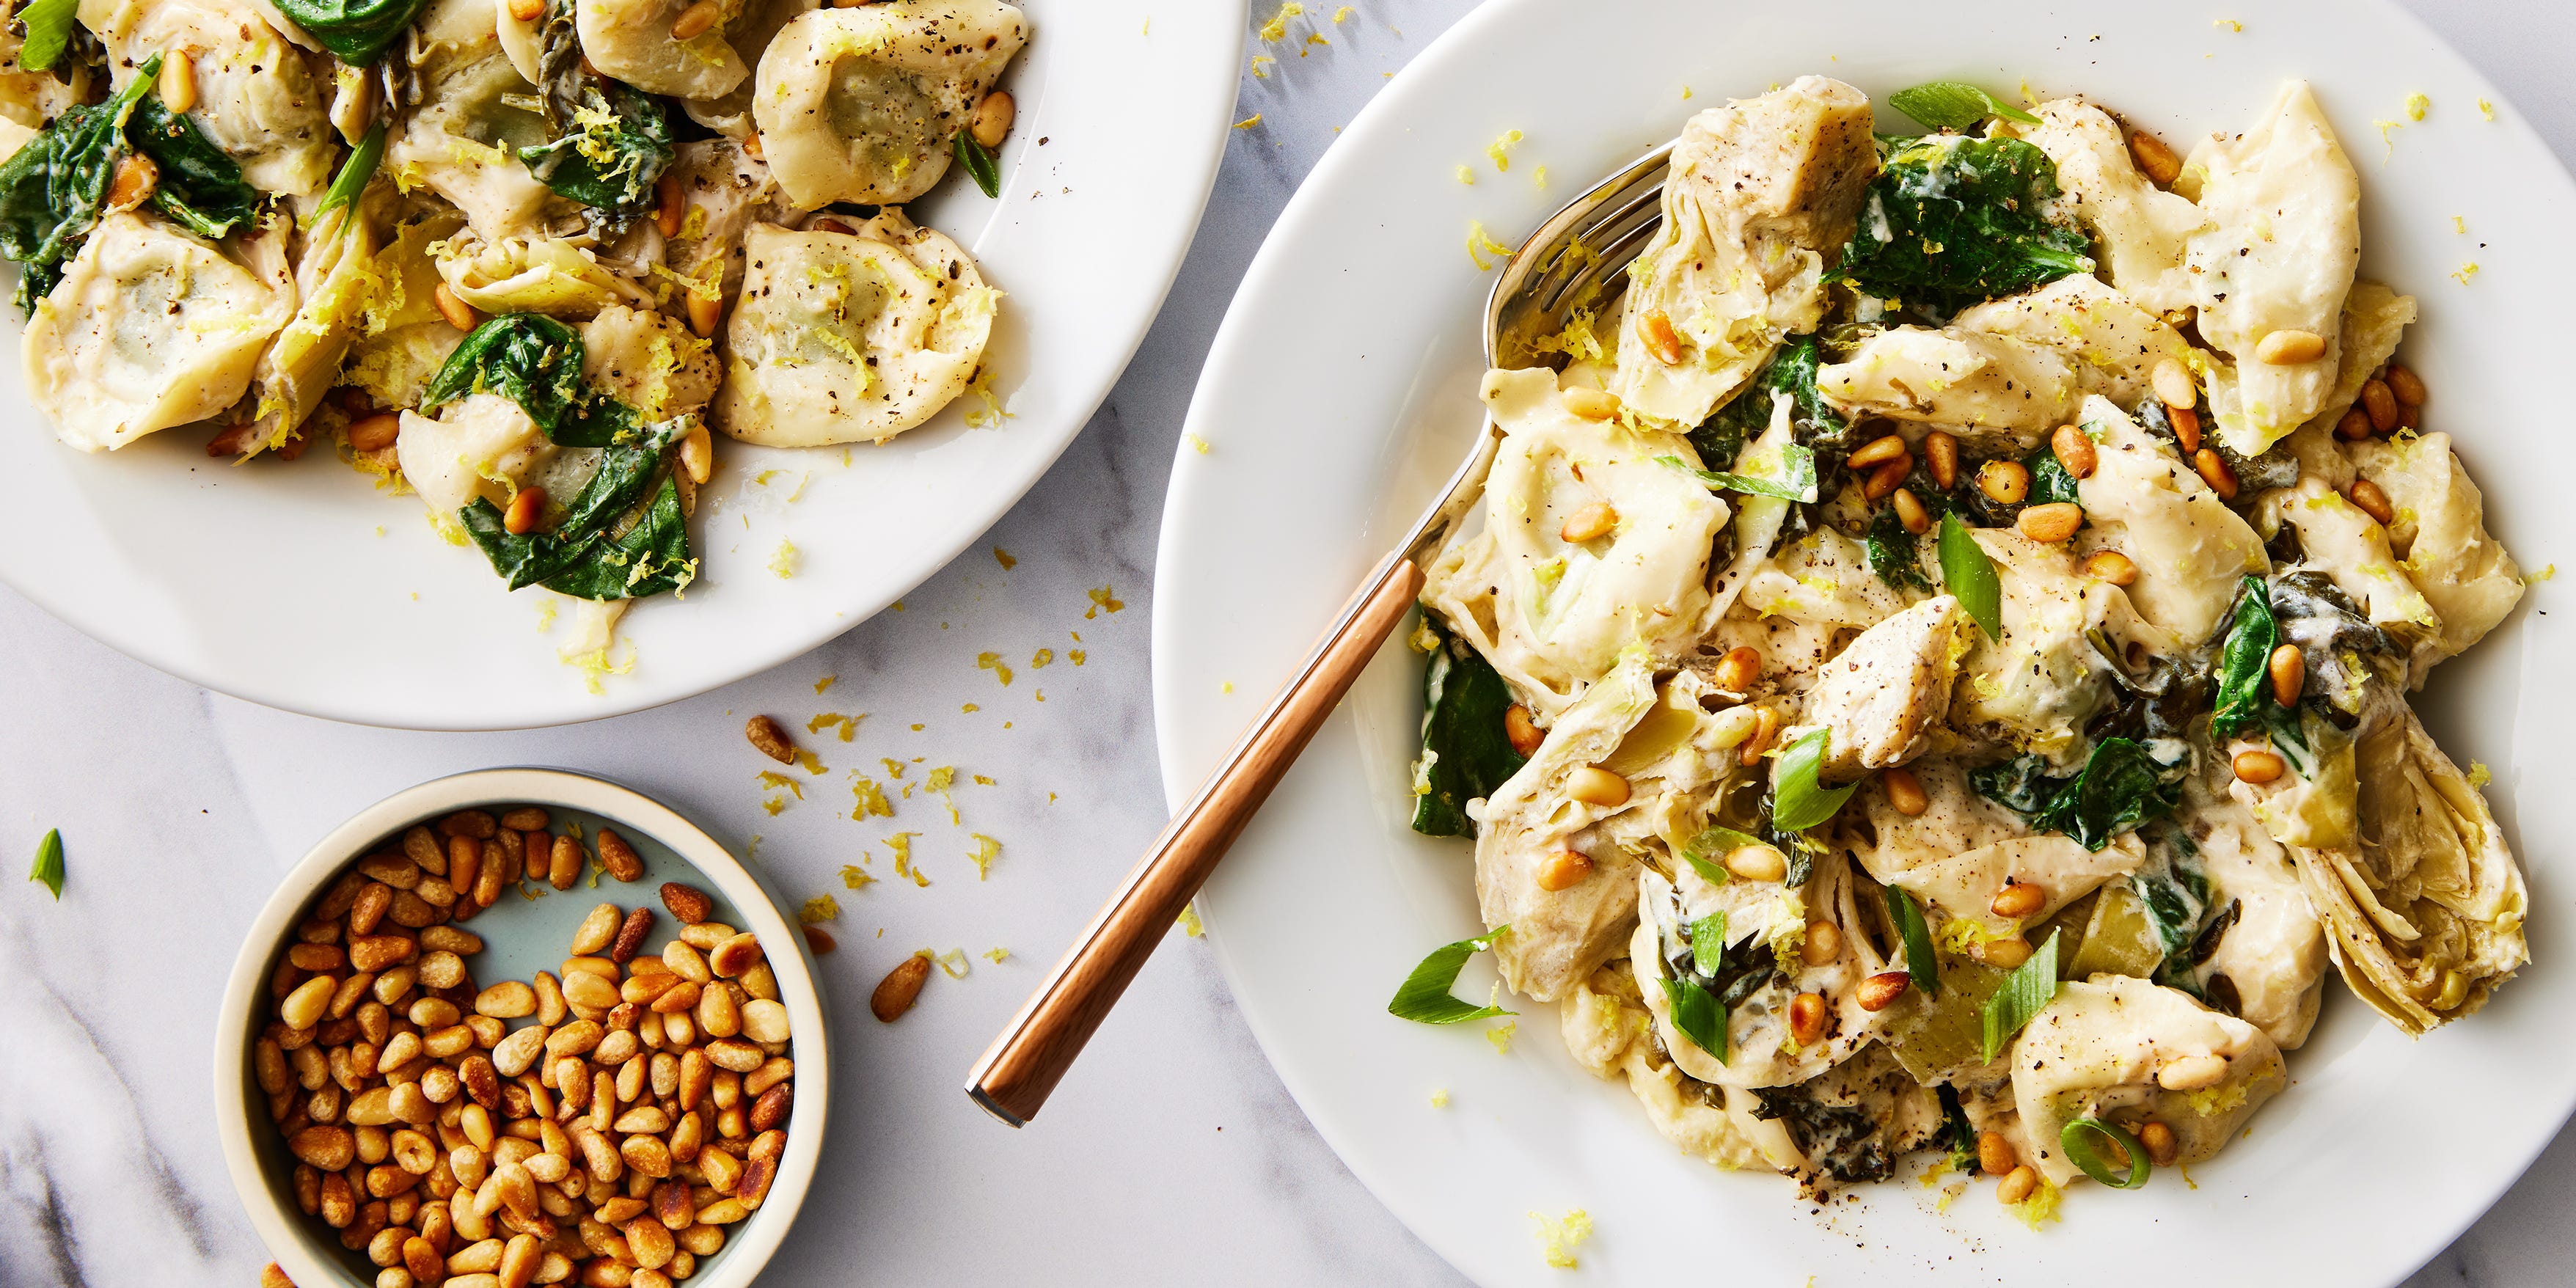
[1155,1,2571,1284]
[0,0,1241,731]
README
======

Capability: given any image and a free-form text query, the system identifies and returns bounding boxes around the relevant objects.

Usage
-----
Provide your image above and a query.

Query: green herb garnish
[2060,1116,2152,1189]
[1885,885,1938,997]
[1768,728,1856,832]
[1936,513,2002,639]
[1886,81,2043,133]
[952,129,1002,197]
[1659,444,1820,503]
[12,0,81,73]
[27,828,62,899]
[1978,929,2060,1062]
[1659,976,1727,1060]
[317,121,388,219]
[1388,926,1517,1024]
[1410,617,1529,836]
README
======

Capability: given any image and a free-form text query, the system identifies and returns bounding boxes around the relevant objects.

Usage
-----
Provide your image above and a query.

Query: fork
[962,141,1682,1127]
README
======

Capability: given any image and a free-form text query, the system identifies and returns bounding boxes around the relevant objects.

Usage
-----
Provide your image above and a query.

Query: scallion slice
[951,129,1002,197]
[1886,81,2043,133]
[1659,976,1726,1061]
[27,827,62,900]
[1768,728,1856,832]
[14,0,81,73]
[1679,824,1763,884]
[317,121,388,219]
[1658,446,1819,503]
[2060,1116,2151,1189]
[1938,513,2003,640]
[1978,929,2061,1061]
[1884,885,1937,997]
[1386,926,1516,1024]
[1687,910,1728,976]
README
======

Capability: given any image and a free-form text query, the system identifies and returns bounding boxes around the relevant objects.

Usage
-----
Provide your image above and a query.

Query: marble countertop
[1,1,2569,1284]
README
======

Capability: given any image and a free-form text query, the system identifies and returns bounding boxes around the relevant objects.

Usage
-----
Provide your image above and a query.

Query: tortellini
[25,212,292,452]
[582,304,720,419]
[1999,100,2208,313]
[395,392,557,518]
[2072,396,2269,642]
[387,0,557,242]
[752,0,1028,209]
[435,235,649,317]
[81,0,337,195]
[2349,431,2524,681]
[682,0,822,136]
[579,0,750,100]
[2010,976,2286,1187]
[712,210,998,446]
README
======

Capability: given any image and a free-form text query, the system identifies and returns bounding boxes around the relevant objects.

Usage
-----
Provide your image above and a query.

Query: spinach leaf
[534,477,696,601]
[951,129,1001,198]
[0,66,155,309]
[1387,926,1516,1024]
[269,0,433,65]
[421,314,587,436]
[1659,976,1727,1059]
[1832,136,2094,315]
[14,0,79,73]
[2024,447,2082,505]
[1690,334,1852,469]
[129,98,262,240]
[2269,571,2397,722]
[1864,505,1929,590]
[1409,616,1529,837]
[1886,81,2042,132]
[2208,576,2277,739]
[460,420,676,591]
[518,80,673,215]
[1966,754,2057,815]
[2129,853,2210,959]
[1972,738,2181,851]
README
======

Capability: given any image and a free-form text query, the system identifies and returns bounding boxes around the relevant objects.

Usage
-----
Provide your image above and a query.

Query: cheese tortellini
[753,0,1028,208]
[82,0,337,196]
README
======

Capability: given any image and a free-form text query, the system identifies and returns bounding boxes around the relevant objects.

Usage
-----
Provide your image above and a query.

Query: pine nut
[2171,403,2203,453]
[508,0,545,17]
[1978,1130,2018,1176]
[2082,549,2139,585]
[106,154,157,211]
[1856,971,1911,1011]
[1847,433,1909,470]
[1923,431,1959,489]
[1881,766,1928,816]
[2192,447,2238,500]
[2386,364,2426,406]
[2233,749,2284,784]
[2016,502,2083,544]
[571,904,621,956]
[871,954,931,1022]
[1535,849,1594,891]
[2138,1120,2178,1167]
[1724,844,1788,882]
[739,131,762,161]
[708,933,764,978]
[433,284,479,332]
[680,421,714,484]
[1503,703,1543,756]
[1787,992,1829,1046]
[2129,129,2182,185]
[739,1000,791,1045]
[1996,1164,2040,1205]
[1567,766,1630,808]
[2050,425,2097,479]
[2361,378,2398,433]
[1991,881,2046,919]
[654,174,685,238]
[2157,1053,2231,1091]
[1799,921,1842,966]
[1737,706,1780,766]
[2269,643,2305,709]
[2336,406,2374,440]
[1640,309,1685,365]
[1711,645,1763,692]
[1977,459,2030,505]
[2347,478,2395,526]
[1558,501,1617,543]
[970,89,1014,150]
[744,716,796,764]
[670,0,720,39]
[597,829,643,882]
[2151,358,2196,409]
[503,486,546,536]
[1863,456,1911,502]
[1890,486,1930,535]
[1977,936,2033,969]
[2398,400,2421,430]
[687,288,722,337]
[2255,329,2326,365]
[1559,387,1620,420]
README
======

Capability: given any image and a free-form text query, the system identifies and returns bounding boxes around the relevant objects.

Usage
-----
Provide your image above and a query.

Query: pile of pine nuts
[254,808,796,1288]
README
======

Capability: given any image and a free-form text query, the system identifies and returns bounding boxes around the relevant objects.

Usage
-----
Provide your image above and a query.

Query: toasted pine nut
[1535,850,1594,891]
[1863,456,1911,502]
[687,289,722,337]
[970,89,1014,150]
[2335,406,2374,441]
[659,882,714,924]
[2137,1120,2178,1168]
[1567,766,1630,808]
[160,53,199,114]
[1724,844,1788,882]
[2151,358,2197,409]
[1801,921,1842,966]
[2156,1053,2231,1091]
[739,131,764,161]
[2050,425,2097,480]
[1558,501,1617,543]
[508,0,544,18]
[2233,749,2284,784]
[1787,992,1829,1046]
[1978,1130,2018,1176]
[678,420,714,485]
[571,904,621,956]
[745,716,796,764]
[2192,447,2238,500]
[1977,459,2029,505]
[2361,378,2398,433]
[1559,386,1620,420]
[1737,706,1779,766]
[1996,1164,2040,1206]
[655,174,685,238]
[2347,477,2395,526]
[2128,130,2181,186]
[670,0,720,39]
[1503,703,1543,756]
[1856,971,1911,1011]
[2171,403,2203,454]
[433,284,479,332]
[872,954,932,1022]
[1711,645,1763,693]
[2255,329,2326,365]
[2386,364,2426,406]
[2083,549,2139,585]
[2268,643,2305,709]
[1847,433,1909,470]
[1922,431,1959,489]
[1640,310,1685,365]
[1991,881,2046,919]
[2016,502,2082,544]
[106,154,157,211]
[610,906,654,964]
[1881,766,1928,816]
[503,486,546,535]
[1890,486,1931,535]
[1977,936,2033,969]
[2398,400,2421,430]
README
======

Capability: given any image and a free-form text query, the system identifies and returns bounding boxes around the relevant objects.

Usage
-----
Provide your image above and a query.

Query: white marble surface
[1,1,2572,1284]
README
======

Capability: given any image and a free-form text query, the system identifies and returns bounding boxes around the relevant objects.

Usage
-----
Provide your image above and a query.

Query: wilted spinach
[516,0,672,222]
[128,98,262,239]
[1410,617,1529,836]
[1863,505,1930,590]
[2268,571,2398,723]
[271,0,435,65]
[459,422,687,597]
[1969,737,2181,851]
[421,314,588,437]
[511,476,697,601]
[1831,135,2094,315]
[1691,334,1853,469]
[2207,577,2278,739]
[0,65,155,309]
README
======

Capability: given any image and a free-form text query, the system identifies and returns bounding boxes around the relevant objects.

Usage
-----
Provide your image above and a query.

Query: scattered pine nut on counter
[256,808,794,1288]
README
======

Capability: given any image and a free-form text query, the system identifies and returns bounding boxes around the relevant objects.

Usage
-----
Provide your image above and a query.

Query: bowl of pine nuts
[216,768,829,1288]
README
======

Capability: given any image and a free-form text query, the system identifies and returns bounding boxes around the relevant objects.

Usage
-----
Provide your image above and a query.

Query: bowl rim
[213,766,830,1288]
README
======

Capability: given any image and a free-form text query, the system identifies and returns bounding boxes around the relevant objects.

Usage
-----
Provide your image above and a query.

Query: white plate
[1154,1,2572,1284]
[0,0,1241,731]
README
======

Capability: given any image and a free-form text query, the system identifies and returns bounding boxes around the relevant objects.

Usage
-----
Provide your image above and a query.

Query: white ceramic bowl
[215,769,830,1287]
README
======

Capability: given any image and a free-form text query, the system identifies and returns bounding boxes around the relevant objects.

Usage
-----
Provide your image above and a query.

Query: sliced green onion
[1884,885,1937,997]
[1387,926,1515,1024]
[1768,728,1856,832]
[1938,513,2003,639]
[1659,976,1726,1061]
[1886,81,2042,132]
[1687,910,1728,976]
[27,827,62,900]
[951,129,1001,197]
[1658,447,1819,503]
[15,0,81,73]
[317,121,388,219]
[2060,1116,2151,1189]
[1979,929,2060,1062]
[1678,824,1762,885]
